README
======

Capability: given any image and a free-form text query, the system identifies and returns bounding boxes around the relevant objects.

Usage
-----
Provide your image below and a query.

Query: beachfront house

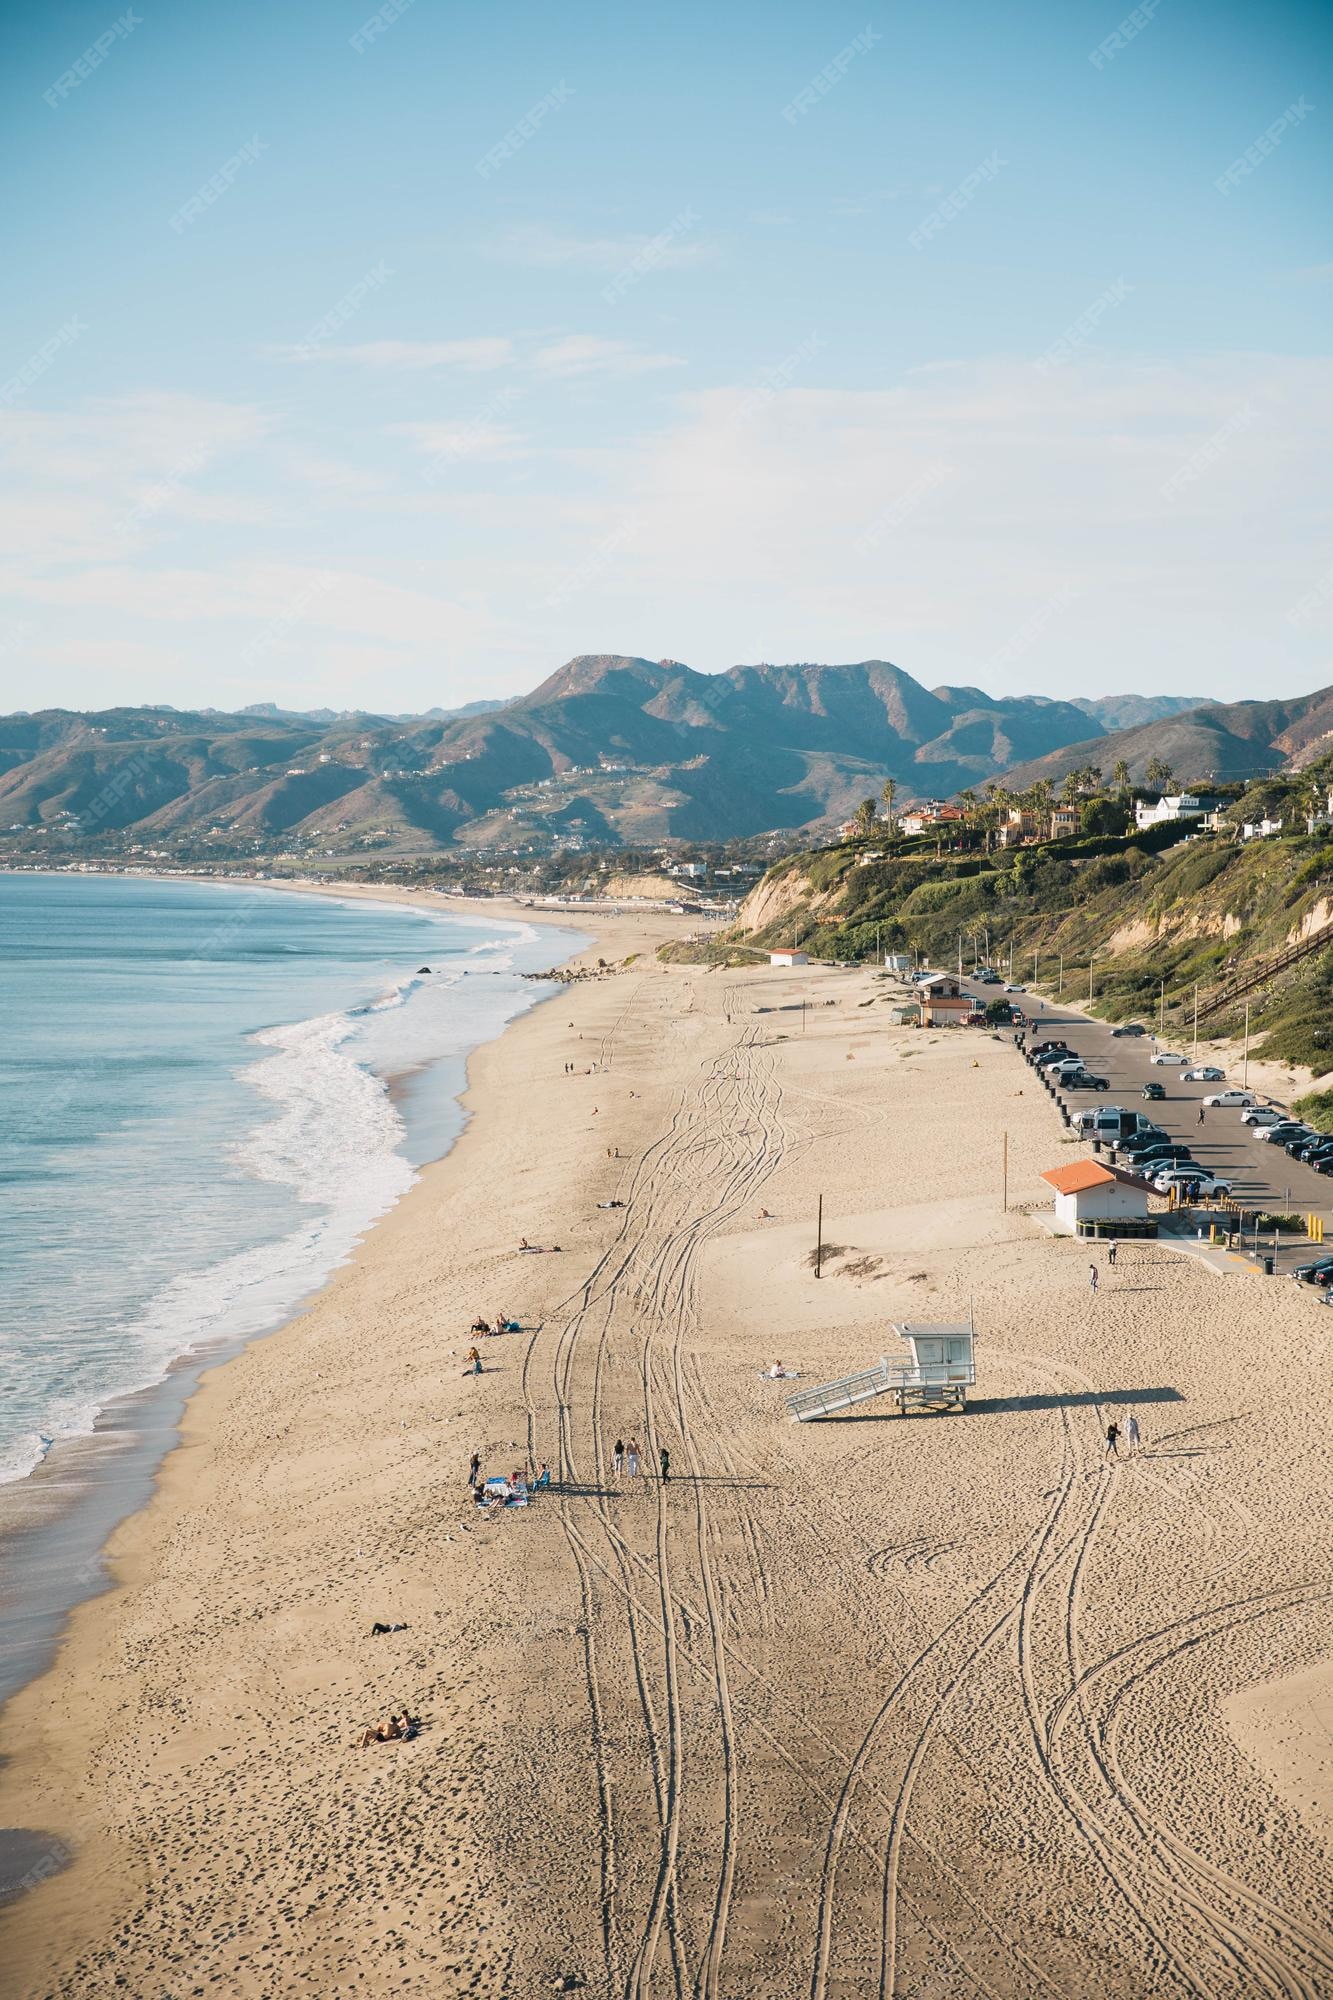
[1040,1159,1151,1238]
[769,949,810,967]
[1048,805,1080,838]
[916,970,982,1028]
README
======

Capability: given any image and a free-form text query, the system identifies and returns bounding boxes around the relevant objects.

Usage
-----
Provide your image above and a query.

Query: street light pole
[1159,978,1165,1034]
[1192,981,1199,1061]
[1243,998,1250,1087]
[1089,948,1096,1008]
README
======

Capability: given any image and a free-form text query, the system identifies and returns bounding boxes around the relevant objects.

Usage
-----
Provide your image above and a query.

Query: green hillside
[719,762,1333,1075]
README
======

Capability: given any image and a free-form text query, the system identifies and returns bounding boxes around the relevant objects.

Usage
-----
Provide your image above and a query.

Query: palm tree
[1145,756,1174,794]
[855,795,877,835]
[880,776,897,824]
[1060,770,1082,807]
[1112,758,1131,798]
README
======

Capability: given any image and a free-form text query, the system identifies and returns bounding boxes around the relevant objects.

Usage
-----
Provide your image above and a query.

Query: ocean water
[0,874,582,1485]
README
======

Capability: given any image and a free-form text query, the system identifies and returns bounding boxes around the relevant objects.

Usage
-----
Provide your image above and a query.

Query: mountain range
[0,656,1320,852]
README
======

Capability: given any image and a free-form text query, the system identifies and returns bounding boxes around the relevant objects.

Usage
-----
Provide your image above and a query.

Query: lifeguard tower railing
[786,1322,975,1422]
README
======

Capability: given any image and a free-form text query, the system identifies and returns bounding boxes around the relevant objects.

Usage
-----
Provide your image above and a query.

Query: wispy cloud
[273,336,515,371]
[530,335,684,378]
[484,220,718,272]
[393,419,528,463]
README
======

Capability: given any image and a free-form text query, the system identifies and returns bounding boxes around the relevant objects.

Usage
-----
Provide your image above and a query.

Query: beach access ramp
[786,1322,975,1422]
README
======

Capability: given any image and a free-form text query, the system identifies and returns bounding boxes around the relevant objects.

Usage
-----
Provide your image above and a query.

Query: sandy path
[2,945,1331,1999]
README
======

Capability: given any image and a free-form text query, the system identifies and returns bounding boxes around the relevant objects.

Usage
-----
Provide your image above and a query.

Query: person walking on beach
[1125,1413,1141,1454]
[659,1446,670,1485]
[1105,1420,1120,1459]
[468,1451,481,1489]
[1107,1240,1117,1268]
[626,1438,640,1479]
[613,1437,625,1479]
[1089,1263,1099,1297]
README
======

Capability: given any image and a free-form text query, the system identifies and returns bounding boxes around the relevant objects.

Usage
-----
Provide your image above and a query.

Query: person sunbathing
[470,1315,490,1333]
[359,1716,402,1748]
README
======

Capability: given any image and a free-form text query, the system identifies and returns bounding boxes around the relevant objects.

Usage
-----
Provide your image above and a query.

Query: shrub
[1292,1089,1333,1134]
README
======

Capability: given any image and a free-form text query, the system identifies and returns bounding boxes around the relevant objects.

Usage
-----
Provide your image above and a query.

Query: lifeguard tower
[785,1320,976,1422]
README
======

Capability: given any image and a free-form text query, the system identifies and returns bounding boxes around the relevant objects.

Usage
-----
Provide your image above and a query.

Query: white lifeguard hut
[785,1319,976,1422]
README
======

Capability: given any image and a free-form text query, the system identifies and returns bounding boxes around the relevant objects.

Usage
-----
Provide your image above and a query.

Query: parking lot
[959,979,1333,1281]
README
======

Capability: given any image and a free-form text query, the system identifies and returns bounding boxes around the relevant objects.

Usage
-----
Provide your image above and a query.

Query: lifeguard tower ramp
[786,1321,975,1422]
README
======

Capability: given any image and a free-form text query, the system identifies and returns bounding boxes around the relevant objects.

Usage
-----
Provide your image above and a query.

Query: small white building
[1134,793,1208,830]
[884,952,914,975]
[769,949,809,967]
[1040,1159,1151,1237]
[1241,816,1283,841]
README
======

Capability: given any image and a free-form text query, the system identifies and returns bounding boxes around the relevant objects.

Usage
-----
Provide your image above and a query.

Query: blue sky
[3,0,1331,713]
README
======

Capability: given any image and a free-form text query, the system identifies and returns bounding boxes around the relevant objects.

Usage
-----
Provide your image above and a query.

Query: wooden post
[814,1194,823,1279]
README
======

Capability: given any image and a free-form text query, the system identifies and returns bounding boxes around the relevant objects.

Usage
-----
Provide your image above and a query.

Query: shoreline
[0,881,618,1721]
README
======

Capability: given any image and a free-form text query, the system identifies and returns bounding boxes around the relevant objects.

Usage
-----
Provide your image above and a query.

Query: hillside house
[1133,792,1222,831]
[1241,816,1284,841]
[898,803,965,838]
[1048,805,1079,838]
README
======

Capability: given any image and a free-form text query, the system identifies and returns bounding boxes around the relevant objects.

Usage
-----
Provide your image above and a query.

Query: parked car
[1283,1130,1319,1156]
[1035,1047,1076,1068]
[1142,1081,1166,1100]
[1241,1106,1285,1126]
[1292,1136,1333,1163]
[1045,1058,1087,1077]
[1065,1071,1110,1091]
[1315,1155,1333,1177]
[1150,1051,1189,1065]
[1255,1122,1306,1143]
[978,970,1002,984]
[1183,1066,1225,1082]
[1111,1023,1148,1037]
[1031,1040,1072,1057]
[1126,1143,1195,1168]
[1154,1168,1232,1197]
[1003,983,1025,993]
[1202,1089,1256,1108]
[1291,1256,1333,1286]
[1118,1127,1168,1152]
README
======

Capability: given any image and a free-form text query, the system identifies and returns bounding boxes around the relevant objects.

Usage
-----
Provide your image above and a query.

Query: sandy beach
[2,908,1332,2000]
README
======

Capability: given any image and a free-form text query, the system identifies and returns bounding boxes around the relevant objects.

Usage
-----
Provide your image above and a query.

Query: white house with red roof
[1040,1158,1151,1236]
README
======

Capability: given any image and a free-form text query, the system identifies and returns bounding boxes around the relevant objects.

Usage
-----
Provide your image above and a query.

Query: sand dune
[2,926,1331,1999]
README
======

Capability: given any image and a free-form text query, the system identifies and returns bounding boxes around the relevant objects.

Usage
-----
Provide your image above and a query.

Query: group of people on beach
[359,1710,419,1749]
[611,1436,670,1483]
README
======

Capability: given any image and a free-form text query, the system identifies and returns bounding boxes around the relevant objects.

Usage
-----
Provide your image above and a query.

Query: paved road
[959,980,1332,1278]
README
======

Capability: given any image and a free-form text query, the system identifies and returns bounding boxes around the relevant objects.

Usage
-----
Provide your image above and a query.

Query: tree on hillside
[880,776,897,823]
[957,787,979,824]
[1112,758,1131,797]
[1060,770,1082,806]
[1145,756,1174,793]
[855,796,877,835]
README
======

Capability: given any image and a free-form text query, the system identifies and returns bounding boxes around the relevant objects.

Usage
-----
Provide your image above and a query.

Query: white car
[1202,1089,1256,1108]
[1241,1106,1284,1126]
[1003,982,1025,992]
[1150,1051,1189,1065]
[1154,1168,1232,1196]
[1184,1066,1225,1082]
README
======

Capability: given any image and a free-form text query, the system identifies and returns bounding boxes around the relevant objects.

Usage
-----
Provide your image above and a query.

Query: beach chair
[533,1467,552,1492]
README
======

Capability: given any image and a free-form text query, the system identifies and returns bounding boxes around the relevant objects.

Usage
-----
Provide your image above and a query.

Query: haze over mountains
[0,656,1320,852]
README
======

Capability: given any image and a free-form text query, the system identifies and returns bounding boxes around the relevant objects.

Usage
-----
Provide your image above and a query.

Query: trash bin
[1263,1256,1275,1276]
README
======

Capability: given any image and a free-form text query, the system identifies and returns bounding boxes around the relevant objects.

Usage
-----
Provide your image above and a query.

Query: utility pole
[957,931,963,977]
[814,1194,823,1279]
[1002,1130,1008,1213]
[1242,998,1250,1087]
[1058,951,1063,997]
[1192,982,1199,1061]
[1088,948,1096,1008]
[1159,978,1165,1034]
